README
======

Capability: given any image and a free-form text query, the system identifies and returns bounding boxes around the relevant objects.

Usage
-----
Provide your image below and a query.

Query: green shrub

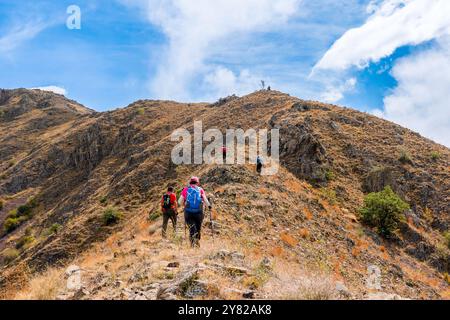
[100,196,108,205]
[7,209,17,219]
[2,198,38,233]
[49,223,61,234]
[103,207,123,226]
[4,217,20,233]
[15,197,37,218]
[325,170,335,182]
[16,235,35,250]
[359,186,409,237]
[137,107,145,115]
[17,204,33,217]
[2,248,20,264]
[398,149,412,164]
[431,151,441,161]
[0,199,3,211]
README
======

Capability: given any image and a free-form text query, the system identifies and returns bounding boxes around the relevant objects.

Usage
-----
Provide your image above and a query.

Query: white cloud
[203,67,264,99]
[321,77,357,103]
[31,86,68,96]
[314,0,450,71]
[120,0,301,100]
[378,38,450,147]
[0,22,48,55]
[313,0,450,147]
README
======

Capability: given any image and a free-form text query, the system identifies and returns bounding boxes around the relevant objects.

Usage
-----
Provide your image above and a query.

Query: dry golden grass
[284,179,304,194]
[402,265,442,290]
[257,187,270,195]
[236,196,250,207]
[280,232,298,247]
[265,262,338,300]
[14,268,65,300]
[294,277,337,300]
[270,246,284,257]
[299,228,310,239]
[303,208,313,220]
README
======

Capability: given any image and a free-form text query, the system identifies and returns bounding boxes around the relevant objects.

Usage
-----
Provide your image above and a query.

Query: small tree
[360,186,409,237]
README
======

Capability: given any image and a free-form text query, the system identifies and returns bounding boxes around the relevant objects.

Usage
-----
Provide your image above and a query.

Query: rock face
[363,166,397,193]
[277,121,331,186]
[0,89,449,300]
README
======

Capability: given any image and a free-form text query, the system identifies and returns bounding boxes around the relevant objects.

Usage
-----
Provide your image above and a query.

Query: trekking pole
[184,214,187,241]
[209,207,214,241]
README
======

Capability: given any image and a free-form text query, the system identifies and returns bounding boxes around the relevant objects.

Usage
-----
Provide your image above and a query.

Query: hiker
[221,145,227,163]
[161,186,178,238]
[178,177,212,247]
[267,86,271,91]
[256,155,263,175]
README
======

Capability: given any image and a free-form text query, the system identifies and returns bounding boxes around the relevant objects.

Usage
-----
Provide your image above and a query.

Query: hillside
[0,89,449,300]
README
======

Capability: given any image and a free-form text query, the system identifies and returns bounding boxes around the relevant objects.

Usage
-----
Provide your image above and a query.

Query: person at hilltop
[178,177,212,247]
[160,186,178,239]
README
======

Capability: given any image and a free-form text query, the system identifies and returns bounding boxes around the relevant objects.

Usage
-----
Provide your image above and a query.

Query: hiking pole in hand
[184,213,187,242]
[209,206,214,241]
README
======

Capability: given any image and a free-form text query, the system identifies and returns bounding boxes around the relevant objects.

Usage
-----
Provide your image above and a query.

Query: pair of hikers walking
[160,177,212,247]
[160,156,264,246]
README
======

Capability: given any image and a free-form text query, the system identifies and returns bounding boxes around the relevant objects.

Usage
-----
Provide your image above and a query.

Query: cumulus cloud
[320,77,356,103]
[314,0,450,147]
[203,67,265,100]
[314,0,450,71]
[120,0,301,100]
[32,86,68,96]
[375,38,450,147]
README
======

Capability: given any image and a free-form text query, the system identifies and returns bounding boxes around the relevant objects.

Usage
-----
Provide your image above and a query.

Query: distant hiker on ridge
[178,177,212,247]
[161,186,178,238]
[257,155,263,175]
[221,146,227,163]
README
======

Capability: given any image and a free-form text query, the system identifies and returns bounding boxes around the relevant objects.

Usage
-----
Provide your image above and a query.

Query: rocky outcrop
[276,121,331,186]
[363,166,397,193]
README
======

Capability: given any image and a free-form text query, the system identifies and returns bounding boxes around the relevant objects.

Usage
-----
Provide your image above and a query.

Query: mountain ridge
[0,88,448,300]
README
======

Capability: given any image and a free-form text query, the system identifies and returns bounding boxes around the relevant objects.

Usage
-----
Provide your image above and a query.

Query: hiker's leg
[185,212,196,247]
[195,212,204,242]
[171,211,177,233]
[162,212,169,238]
[188,214,201,247]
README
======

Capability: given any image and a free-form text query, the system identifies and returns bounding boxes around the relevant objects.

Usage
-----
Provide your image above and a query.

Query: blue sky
[1,0,449,146]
